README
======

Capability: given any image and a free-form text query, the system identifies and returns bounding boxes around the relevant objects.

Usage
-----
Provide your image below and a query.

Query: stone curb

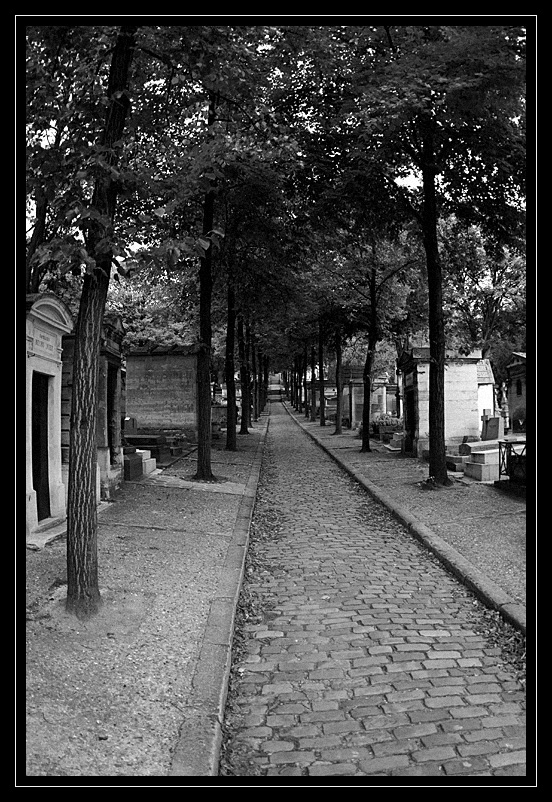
[168,413,270,777]
[283,403,526,638]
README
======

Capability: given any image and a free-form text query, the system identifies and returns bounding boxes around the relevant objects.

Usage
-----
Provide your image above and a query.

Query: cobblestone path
[219,404,527,779]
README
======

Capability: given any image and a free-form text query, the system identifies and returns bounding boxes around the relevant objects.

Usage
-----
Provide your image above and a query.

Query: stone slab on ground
[464,461,500,482]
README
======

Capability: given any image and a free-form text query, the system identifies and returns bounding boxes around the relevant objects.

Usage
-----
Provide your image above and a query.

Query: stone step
[471,449,500,464]
[136,449,151,461]
[464,461,500,482]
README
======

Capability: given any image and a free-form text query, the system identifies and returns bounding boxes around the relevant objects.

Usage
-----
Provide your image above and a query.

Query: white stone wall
[412,358,481,457]
[478,384,495,432]
[444,360,481,442]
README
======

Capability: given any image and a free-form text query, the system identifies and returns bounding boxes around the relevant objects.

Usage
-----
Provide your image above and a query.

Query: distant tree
[346,24,526,482]
[440,218,526,365]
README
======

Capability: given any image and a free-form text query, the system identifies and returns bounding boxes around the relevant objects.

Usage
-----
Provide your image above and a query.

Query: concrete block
[136,449,151,461]
[143,457,156,474]
[124,453,143,480]
[471,449,499,464]
[464,461,500,481]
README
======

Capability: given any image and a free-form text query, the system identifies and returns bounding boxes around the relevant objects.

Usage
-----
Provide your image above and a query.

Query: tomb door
[107,362,119,464]
[32,371,51,520]
[404,388,416,453]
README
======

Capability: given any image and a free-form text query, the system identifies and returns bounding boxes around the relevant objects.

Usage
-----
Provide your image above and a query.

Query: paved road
[219,403,526,779]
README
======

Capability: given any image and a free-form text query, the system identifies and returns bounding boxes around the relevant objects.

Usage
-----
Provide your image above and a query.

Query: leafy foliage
[26,23,527,395]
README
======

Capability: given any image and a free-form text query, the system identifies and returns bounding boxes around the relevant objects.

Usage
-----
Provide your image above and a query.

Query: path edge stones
[283,403,526,638]
[168,413,270,777]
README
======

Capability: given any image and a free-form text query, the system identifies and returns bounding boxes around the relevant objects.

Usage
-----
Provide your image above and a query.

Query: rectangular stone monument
[123,449,143,480]
[485,416,504,440]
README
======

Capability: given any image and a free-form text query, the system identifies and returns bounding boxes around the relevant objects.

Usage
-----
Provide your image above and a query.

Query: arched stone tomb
[26,294,73,539]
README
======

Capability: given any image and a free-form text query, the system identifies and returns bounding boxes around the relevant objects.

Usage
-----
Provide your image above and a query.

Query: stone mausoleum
[397,347,485,458]
[26,294,74,537]
[26,296,128,542]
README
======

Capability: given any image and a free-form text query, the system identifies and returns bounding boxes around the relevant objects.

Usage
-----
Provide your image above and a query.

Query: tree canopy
[25,21,528,615]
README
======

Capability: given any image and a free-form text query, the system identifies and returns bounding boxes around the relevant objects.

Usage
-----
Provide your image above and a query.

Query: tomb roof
[477,358,495,385]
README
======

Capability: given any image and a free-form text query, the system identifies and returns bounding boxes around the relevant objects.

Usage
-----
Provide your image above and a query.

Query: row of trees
[26,23,527,617]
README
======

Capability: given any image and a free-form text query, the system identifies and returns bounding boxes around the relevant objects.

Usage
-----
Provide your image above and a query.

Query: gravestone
[485,416,504,440]
[123,417,138,436]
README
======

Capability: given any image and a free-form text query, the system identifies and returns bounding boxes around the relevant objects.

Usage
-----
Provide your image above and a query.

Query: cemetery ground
[24,401,528,782]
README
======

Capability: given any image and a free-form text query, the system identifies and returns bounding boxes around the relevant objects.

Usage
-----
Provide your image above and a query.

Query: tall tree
[224,262,238,451]
[65,25,138,618]
[349,24,526,482]
[194,92,217,480]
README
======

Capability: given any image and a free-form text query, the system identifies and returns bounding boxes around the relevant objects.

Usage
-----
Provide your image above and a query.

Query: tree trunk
[26,186,48,294]
[194,93,217,480]
[318,320,325,426]
[361,269,378,453]
[245,322,253,426]
[334,327,343,435]
[237,314,249,434]
[66,25,137,619]
[251,327,258,421]
[310,345,316,422]
[290,366,294,406]
[303,345,309,418]
[225,275,237,451]
[421,122,449,485]
[66,269,109,619]
[295,354,302,412]
[361,347,374,453]
[263,355,269,411]
[257,350,264,413]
